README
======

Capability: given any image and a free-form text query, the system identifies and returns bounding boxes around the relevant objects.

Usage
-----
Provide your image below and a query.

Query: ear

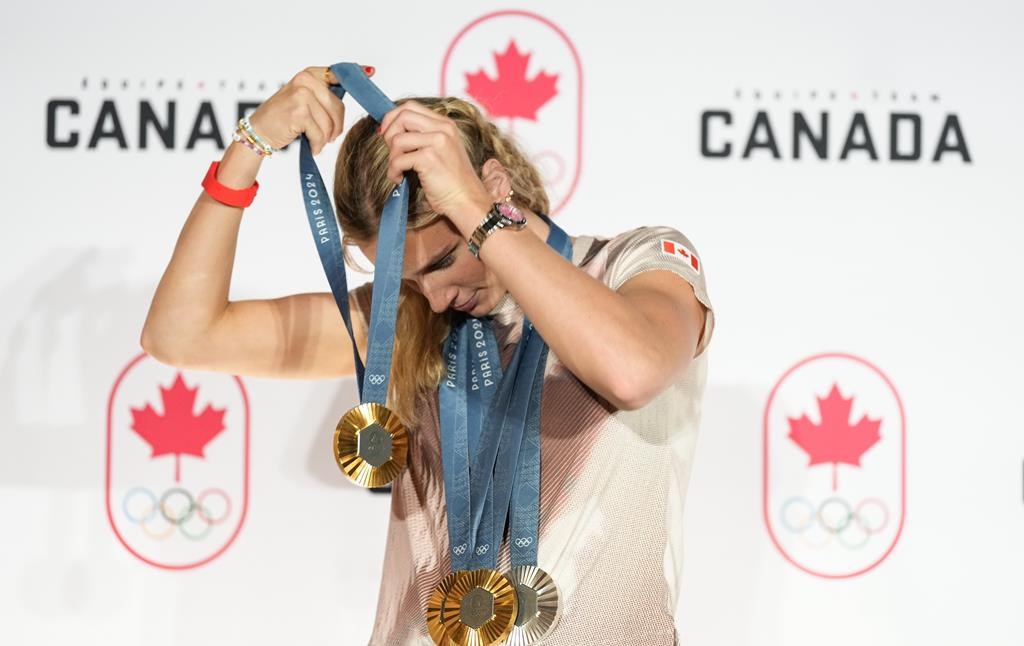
[478,158,512,202]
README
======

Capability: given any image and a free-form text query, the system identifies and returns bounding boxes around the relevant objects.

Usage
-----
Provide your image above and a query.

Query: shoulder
[601,225,706,291]
[606,224,701,257]
[600,224,715,359]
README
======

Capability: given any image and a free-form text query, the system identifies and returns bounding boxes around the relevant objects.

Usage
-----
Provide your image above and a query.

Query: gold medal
[425,571,461,645]
[333,402,407,488]
[505,566,561,645]
[437,568,518,646]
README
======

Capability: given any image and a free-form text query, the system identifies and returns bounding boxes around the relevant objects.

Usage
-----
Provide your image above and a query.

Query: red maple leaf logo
[465,39,558,124]
[130,373,226,482]
[787,383,881,490]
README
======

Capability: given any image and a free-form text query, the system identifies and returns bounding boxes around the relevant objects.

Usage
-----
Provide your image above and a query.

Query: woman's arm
[140,140,260,361]
[450,199,707,411]
[140,140,366,379]
[141,65,367,378]
[375,100,708,411]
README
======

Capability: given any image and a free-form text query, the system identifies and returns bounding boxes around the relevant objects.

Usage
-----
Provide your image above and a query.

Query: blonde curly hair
[332,96,550,425]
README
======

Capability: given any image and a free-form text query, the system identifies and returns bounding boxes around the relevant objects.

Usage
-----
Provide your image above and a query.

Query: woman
[141,64,715,645]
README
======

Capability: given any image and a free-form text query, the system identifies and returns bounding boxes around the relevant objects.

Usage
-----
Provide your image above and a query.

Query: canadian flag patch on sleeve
[660,239,701,275]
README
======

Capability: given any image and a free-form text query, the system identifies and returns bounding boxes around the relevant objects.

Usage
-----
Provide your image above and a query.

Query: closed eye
[433,253,455,271]
[424,244,457,273]
[428,252,452,272]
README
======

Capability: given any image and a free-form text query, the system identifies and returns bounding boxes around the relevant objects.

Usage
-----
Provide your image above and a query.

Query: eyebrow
[412,242,457,277]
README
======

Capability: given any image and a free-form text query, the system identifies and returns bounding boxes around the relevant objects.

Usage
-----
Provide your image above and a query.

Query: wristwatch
[467,201,527,258]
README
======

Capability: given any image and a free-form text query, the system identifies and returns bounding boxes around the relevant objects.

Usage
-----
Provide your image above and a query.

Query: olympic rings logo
[122,486,232,541]
[514,537,533,548]
[453,543,468,556]
[475,544,490,556]
[368,374,386,385]
[778,496,890,550]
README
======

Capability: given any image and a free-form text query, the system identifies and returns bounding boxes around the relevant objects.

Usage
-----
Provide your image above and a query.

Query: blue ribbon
[294,60,572,570]
[439,216,572,571]
[297,62,408,405]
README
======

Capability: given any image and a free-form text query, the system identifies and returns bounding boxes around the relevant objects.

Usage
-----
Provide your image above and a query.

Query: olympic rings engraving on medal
[121,485,233,541]
[777,495,890,550]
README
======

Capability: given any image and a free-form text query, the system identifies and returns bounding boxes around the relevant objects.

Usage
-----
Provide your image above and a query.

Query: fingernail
[363,65,375,76]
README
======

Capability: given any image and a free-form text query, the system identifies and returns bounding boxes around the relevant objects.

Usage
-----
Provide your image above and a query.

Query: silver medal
[505,566,561,645]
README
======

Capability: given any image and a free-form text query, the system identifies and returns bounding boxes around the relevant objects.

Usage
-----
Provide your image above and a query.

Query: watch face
[497,202,526,223]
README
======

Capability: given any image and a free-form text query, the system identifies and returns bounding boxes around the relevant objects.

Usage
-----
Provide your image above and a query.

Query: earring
[505,188,514,203]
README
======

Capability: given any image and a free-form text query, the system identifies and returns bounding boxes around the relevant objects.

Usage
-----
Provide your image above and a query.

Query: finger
[379,100,438,133]
[310,66,338,86]
[388,131,446,157]
[307,94,337,151]
[386,149,425,185]
[380,103,445,138]
[380,108,451,146]
[301,102,328,154]
[379,100,452,136]
[315,64,375,86]
[294,73,344,140]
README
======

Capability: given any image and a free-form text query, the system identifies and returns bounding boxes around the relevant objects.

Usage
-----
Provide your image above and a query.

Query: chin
[475,290,491,313]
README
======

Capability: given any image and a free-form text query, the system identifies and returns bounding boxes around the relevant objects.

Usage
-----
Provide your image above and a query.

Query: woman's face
[356,215,502,317]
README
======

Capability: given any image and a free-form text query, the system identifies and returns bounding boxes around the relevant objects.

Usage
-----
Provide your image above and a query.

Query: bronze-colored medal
[333,402,407,488]
[505,566,561,645]
[438,568,519,646]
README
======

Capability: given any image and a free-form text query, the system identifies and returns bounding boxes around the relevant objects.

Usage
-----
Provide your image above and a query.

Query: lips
[453,291,478,312]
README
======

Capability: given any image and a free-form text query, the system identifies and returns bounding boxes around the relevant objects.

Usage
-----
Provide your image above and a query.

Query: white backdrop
[2,1,1022,644]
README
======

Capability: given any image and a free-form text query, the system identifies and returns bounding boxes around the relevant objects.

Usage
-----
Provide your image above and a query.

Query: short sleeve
[603,225,715,358]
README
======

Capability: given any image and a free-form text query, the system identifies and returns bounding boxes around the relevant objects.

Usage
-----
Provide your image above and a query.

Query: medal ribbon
[297,62,407,405]
[439,215,572,572]
[440,316,506,567]
[293,60,570,571]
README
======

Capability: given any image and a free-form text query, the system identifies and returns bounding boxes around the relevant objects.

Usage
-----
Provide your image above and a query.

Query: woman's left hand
[377,101,492,229]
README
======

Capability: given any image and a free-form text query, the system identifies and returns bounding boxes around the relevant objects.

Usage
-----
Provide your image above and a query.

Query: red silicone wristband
[201,160,259,208]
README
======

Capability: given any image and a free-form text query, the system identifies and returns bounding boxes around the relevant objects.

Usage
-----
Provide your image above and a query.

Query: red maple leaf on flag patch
[130,373,226,482]
[465,39,558,122]
[787,383,881,491]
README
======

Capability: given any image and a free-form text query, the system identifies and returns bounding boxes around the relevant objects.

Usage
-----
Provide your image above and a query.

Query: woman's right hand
[247,64,375,156]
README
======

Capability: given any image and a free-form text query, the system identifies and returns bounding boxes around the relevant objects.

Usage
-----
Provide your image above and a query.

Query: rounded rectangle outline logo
[762,351,906,578]
[440,8,584,215]
[105,351,250,570]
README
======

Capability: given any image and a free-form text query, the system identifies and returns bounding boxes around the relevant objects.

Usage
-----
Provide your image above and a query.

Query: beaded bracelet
[232,127,271,157]
[238,116,282,156]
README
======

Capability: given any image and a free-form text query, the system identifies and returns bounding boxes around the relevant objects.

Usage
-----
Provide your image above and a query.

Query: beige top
[349,225,716,645]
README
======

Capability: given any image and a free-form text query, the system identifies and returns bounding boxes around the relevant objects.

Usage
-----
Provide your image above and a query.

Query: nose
[414,277,455,314]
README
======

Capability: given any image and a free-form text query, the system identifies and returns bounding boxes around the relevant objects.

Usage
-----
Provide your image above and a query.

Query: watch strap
[468,202,526,258]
